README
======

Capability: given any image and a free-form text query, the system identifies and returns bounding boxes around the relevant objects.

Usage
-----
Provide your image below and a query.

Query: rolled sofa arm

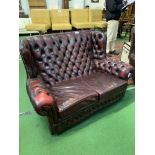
[27,78,56,116]
[95,58,134,80]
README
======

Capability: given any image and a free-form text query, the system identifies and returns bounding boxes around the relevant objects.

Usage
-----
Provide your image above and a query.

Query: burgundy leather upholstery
[27,78,56,116]
[51,79,98,117]
[81,72,127,99]
[20,30,133,134]
[21,30,106,84]
[128,26,135,82]
[95,58,133,80]
[129,26,135,67]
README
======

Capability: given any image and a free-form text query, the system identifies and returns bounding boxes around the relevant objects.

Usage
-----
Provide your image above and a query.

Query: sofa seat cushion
[52,23,72,30]
[26,23,51,31]
[72,22,93,29]
[82,72,127,101]
[51,79,98,118]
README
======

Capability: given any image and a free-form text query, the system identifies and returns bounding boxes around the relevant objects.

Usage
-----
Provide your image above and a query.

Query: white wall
[20,0,105,15]
[85,0,105,9]
[69,0,84,9]
[20,0,63,16]
[46,0,63,9]
[21,0,30,15]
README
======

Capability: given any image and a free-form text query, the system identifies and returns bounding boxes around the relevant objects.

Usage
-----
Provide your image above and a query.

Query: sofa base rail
[48,88,126,134]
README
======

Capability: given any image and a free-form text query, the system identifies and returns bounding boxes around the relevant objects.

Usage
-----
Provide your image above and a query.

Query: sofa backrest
[20,30,106,86]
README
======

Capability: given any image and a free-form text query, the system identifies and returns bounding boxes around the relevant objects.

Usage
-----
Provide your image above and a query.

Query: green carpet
[19,60,135,155]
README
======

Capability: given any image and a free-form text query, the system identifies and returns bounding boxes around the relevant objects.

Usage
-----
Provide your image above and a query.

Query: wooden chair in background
[118,2,135,39]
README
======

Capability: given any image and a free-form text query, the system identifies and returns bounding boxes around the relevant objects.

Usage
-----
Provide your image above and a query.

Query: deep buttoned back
[20,30,106,86]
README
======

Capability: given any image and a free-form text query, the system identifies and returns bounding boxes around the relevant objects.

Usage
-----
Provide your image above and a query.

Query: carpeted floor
[19,57,135,155]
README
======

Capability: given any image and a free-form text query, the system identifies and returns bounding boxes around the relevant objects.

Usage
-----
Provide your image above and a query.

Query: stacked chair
[70,9,92,29]
[89,9,107,29]
[25,9,107,32]
[50,9,72,31]
[26,9,51,33]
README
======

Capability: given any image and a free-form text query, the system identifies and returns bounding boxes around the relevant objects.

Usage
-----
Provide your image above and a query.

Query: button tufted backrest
[20,30,106,86]
[92,31,106,59]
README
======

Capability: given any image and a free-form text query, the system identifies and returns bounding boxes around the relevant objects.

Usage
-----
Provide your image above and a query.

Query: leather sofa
[129,26,135,67]
[20,30,133,134]
[128,26,135,82]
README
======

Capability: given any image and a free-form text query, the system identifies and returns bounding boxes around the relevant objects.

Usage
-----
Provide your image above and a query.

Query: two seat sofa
[129,26,135,82]
[20,30,133,134]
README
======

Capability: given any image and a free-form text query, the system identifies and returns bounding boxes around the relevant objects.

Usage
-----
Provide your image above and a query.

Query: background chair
[89,9,107,29]
[118,3,135,38]
[71,9,92,29]
[26,9,51,33]
[50,9,72,31]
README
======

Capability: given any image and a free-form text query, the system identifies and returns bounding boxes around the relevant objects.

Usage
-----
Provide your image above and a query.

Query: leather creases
[27,78,55,116]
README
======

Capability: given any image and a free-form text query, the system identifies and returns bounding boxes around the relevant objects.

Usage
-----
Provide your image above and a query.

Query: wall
[69,0,84,9]
[21,0,30,15]
[20,0,63,16]
[20,0,105,16]
[85,0,105,9]
[46,0,63,9]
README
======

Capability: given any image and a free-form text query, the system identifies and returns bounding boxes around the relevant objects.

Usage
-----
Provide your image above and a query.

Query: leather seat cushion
[51,71,127,118]
[51,79,98,117]
[82,72,127,101]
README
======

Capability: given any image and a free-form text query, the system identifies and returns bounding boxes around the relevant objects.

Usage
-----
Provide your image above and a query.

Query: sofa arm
[27,78,56,116]
[95,58,134,80]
